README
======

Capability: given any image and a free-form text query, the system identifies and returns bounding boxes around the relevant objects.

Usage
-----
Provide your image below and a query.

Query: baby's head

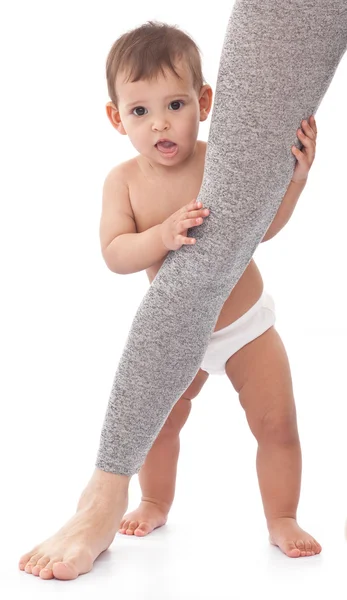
[105,21,212,166]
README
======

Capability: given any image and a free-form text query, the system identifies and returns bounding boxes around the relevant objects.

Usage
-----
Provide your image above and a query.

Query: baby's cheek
[184,117,199,138]
[131,130,146,150]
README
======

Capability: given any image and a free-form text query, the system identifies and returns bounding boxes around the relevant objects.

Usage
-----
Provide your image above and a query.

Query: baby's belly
[146,259,264,333]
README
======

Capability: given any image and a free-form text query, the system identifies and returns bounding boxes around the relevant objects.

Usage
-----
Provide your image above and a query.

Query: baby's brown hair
[106,21,205,107]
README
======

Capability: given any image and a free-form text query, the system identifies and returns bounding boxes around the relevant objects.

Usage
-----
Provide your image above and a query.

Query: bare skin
[19,470,129,580]
[119,328,321,558]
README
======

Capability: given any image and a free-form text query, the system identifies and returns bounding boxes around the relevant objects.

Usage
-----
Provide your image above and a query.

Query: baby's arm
[100,168,209,274]
[261,179,306,242]
[100,168,169,275]
[262,115,317,243]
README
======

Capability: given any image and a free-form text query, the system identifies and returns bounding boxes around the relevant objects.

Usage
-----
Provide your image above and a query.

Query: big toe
[282,541,301,558]
[38,558,79,581]
[134,522,153,537]
[52,560,80,580]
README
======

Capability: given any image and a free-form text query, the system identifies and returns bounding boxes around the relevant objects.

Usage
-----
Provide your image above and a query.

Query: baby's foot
[18,470,129,580]
[268,517,322,558]
[119,500,168,537]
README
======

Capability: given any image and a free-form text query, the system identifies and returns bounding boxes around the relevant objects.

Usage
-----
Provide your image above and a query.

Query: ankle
[267,515,297,528]
[141,496,171,515]
[78,469,130,510]
[92,468,130,488]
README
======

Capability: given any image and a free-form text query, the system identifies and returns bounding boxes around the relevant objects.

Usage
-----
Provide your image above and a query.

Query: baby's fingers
[292,146,303,158]
[301,117,317,140]
[178,216,204,232]
[292,145,313,169]
[308,115,317,136]
[292,146,309,162]
[179,235,196,246]
[297,128,315,149]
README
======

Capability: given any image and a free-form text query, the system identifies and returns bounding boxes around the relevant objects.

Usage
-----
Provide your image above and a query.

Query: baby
[101,21,320,558]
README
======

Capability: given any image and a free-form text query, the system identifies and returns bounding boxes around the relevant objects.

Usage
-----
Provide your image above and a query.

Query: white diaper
[200,290,276,376]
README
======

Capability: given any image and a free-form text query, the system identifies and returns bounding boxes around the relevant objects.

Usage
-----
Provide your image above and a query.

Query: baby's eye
[169,100,184,111]
[132,106,148,116]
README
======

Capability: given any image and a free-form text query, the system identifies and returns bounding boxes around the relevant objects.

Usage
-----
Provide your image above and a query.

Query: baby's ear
[199,85,213,122]
[106,102,127,135]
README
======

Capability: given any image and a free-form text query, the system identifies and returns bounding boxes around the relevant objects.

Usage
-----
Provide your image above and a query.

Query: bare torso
[124,140,264,332]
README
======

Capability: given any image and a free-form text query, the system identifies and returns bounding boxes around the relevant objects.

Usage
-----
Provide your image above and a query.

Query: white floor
[3,328,347,599]
[5,518,347,600]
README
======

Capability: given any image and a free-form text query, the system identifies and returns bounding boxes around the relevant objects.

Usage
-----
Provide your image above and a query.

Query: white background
[1,1,347,598]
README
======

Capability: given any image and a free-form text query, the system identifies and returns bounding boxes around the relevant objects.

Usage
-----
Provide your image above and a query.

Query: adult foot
[268,517,322,558]
[119,500,168,537]
[18,469,129,580]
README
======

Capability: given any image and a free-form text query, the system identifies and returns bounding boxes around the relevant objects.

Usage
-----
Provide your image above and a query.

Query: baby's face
[114,61,209,167]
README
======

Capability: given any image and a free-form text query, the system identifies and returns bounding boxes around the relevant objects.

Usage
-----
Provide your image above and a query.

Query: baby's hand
[160,200,210,251]
[291,115,317,183]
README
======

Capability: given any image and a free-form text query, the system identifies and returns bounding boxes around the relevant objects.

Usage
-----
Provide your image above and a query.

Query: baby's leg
[119,370,209,536]
[225,327,321,558]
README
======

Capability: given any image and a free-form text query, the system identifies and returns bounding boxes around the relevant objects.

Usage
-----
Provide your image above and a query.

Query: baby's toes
[125,521,138,535]
[134,522,152,537]
[304,540,313,556]
[295,540,307,556]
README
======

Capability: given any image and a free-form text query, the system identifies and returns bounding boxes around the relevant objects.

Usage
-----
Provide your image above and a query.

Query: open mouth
[155,140,178,157]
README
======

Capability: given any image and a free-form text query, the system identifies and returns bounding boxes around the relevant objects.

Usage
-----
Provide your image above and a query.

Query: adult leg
[97,0,347,476]
[20,0,347,579]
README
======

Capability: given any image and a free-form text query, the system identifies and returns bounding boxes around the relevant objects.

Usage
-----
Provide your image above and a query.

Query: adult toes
[31,556,51,576]
[24,554,43,573]
[19,550,37,570]
[39,558,60,580]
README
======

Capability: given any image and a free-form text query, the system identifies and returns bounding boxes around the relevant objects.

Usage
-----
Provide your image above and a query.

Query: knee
[184,369,209,400]
[159,397,192,437]
[252,408,299,446]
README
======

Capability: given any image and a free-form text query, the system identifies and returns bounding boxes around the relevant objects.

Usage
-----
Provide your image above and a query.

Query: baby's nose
[152,119,170,132]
